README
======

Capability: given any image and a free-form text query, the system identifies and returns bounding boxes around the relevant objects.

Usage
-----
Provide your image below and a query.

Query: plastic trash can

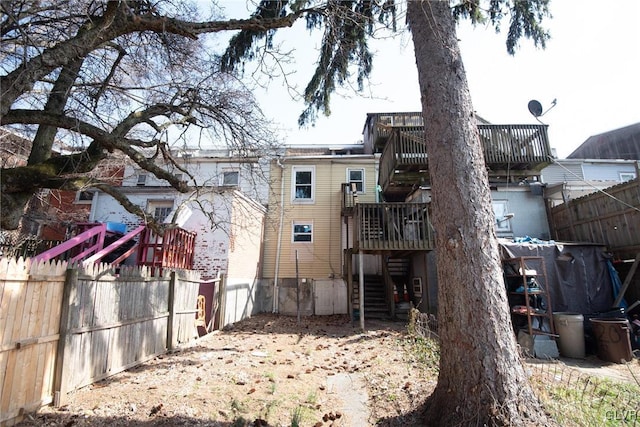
[553,312,585,358]
[589,318,633,363]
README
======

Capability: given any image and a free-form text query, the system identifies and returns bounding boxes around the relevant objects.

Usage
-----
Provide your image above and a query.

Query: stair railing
[32,223,107,263]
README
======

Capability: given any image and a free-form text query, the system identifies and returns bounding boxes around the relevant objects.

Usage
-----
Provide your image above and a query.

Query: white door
[314,279,348,315]
[333,280,348,314]
[314,280,334,315]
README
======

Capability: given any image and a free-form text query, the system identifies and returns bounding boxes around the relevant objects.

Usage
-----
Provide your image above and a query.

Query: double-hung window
[293,222,313,242]
[292,166,315,203]
[147,200,174,222]
[347,168,364,193]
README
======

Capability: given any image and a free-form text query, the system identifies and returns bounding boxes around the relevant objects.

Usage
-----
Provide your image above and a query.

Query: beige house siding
[262,156,378,280]
[226,192,266,280]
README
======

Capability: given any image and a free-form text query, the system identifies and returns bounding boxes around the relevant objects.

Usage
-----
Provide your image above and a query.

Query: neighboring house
[541,158,639,207]
[91,148,270,326]
[567,122,640,160]
[259,145,379,316]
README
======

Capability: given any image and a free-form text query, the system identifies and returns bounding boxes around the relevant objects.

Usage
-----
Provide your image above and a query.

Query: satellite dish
[528,100,543,117]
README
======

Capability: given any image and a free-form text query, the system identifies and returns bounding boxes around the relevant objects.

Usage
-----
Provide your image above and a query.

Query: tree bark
[407,2,553,426]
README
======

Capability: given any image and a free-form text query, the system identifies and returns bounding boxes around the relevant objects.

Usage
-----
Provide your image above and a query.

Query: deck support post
[359,250,365,330]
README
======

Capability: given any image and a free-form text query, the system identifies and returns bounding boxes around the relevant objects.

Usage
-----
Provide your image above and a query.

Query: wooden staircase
[386,257,412,319]
[351,274,390,319]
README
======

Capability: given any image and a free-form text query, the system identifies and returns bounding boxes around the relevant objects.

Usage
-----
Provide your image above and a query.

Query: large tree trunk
[2,60,87,230]
[407,2,553,426]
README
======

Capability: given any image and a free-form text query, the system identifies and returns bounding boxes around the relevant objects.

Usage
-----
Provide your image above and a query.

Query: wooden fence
[548,178,640,260]
[0,258,203,426]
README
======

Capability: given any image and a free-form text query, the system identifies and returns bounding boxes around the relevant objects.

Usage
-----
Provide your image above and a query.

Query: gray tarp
[499,240,615,315]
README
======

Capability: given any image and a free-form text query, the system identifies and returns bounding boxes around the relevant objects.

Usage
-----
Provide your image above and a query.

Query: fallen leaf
[149,403,163,416]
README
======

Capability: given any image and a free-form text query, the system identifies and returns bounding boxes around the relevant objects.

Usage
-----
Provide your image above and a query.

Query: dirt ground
[16,313,640,427]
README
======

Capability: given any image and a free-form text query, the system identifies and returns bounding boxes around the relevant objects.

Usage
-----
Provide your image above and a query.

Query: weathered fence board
[57,265,199,396]
[0,258,67,426]
[0,257,202,426]
[549,178,640,259]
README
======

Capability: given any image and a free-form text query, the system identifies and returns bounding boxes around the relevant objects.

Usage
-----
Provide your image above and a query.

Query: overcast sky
[219,1,640,158]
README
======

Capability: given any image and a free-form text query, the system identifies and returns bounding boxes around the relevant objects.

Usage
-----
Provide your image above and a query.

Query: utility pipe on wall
[273,158,286,313]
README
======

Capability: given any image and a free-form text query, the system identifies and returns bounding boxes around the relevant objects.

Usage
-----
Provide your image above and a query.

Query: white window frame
[147,200,174,222]
[347,168,365,194]
[292,221,313,243]
[75,190,95,204]
[619,172,636,182]
[221,170,240,186]
[137,174,148,186]
[291,166,315,203]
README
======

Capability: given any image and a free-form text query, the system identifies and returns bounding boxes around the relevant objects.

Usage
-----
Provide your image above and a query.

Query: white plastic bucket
[553,312,585,358]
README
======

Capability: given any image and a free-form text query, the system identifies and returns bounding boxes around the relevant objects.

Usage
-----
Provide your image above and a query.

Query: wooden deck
[372,114,552,199]
[353,202,433,252]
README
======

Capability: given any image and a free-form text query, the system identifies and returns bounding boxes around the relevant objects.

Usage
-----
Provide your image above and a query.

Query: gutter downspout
[273,158,286,313]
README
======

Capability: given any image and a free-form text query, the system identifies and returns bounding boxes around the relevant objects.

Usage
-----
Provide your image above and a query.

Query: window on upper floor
[292,166,315,203]
[137,174,147,186]
[147,200,174,222]
[292,221,313,242]
[347,168,365,193]
[222,170,239,186]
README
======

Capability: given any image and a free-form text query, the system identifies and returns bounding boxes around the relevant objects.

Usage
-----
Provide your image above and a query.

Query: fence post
[167,271,177,351]
[53,268,77,407]
[217,274,226,330]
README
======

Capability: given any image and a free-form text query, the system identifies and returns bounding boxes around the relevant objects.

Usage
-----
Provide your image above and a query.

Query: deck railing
[377,123,551,192]
[479,124,551,165]
[341,183,358,215]
[137,227,196,274]
[378,127,428,193]
[354,202,433,251]
[32,223,107,263]
[367,112,424,146]
[84,225,146,265]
